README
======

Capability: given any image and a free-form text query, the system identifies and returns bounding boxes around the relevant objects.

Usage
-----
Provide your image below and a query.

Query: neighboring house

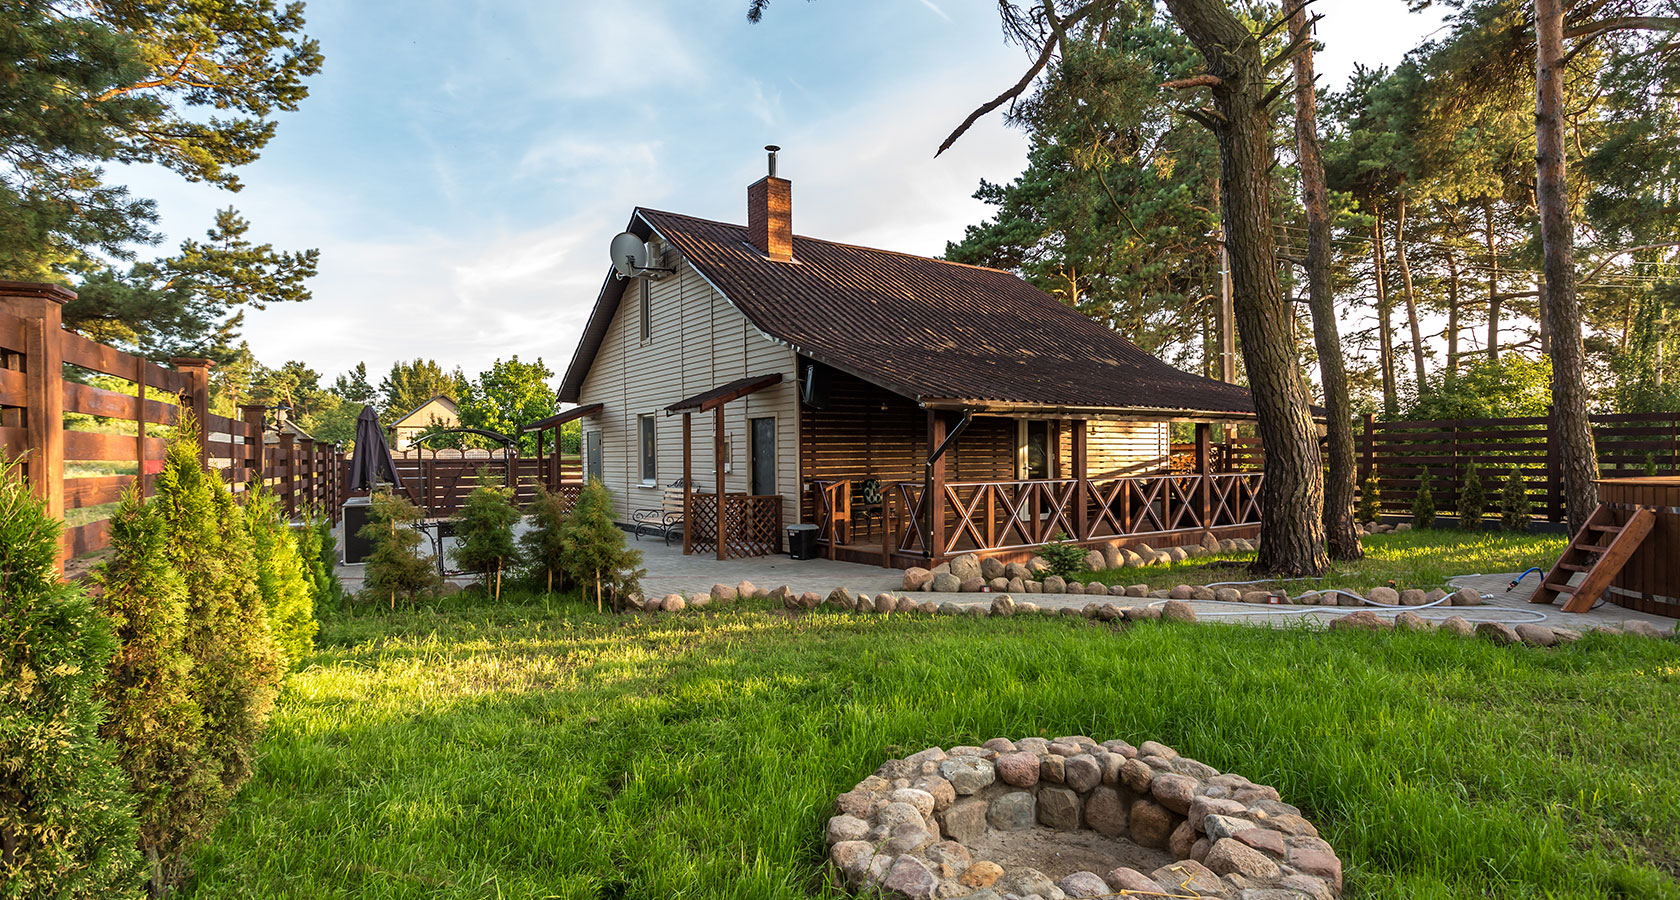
[557,152,1263,565]
[389,395,459,451]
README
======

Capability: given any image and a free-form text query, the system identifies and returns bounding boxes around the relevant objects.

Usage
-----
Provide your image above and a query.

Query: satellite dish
[610,232,648,279]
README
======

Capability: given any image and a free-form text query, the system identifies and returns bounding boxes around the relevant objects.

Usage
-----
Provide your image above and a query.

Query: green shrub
[1357,473,1381,523]
[245,486,317,668]
[1500,467,1533,532]
[94,487,217,894]
[559,480,644,613]
[451,472,521,600]
[359,489,441,609]
[154,427,284,810]
[1458,463,1485,531]
[520,485,572,595]
[1038,532,1087,576]
[0,458,142,898]
[296,511,343,614]
[1411,467,1436,529]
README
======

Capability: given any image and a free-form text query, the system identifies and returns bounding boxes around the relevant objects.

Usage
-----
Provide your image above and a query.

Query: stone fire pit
[827,738,1342,900]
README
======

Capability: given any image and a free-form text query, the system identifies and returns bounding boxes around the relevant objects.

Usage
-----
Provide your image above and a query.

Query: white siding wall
[575,261,801,527]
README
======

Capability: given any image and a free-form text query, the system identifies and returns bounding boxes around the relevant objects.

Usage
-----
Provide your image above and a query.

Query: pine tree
[559,480,644,613]
[244,486,317,668]
[450,472,521,600]
[520,486,572,596]
[359,489,441,609]
[1357,474,1382,525]
[1500,467,1533,532]
[94,486,217,894]
[1458,463,1486,531]
[1412,467,1436,529]
[0,458,142,898]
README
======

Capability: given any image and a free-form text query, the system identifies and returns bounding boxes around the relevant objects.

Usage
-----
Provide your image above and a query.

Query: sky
[121,0,1449,386]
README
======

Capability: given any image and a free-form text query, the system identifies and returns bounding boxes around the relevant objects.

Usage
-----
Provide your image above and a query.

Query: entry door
[750,417,776,496]
[1020,420,1050,480]
[584,431,603,481]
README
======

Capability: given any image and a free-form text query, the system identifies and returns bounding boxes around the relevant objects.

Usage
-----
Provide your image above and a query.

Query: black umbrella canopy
[348,405,402,491]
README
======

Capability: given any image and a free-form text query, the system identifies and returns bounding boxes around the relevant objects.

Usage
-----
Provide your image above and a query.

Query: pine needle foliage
[559,480,643,613]
[296,512,343,614]
[93,486,215,895]
[0,457,141,898]
[1358,473,1382,523]
[450,471,520,599]
[359,489,440,609]
[1458,463,1486,531]
[244,486,317,669]
[519,486,571,594]
[1500,468,1533,532]
[1411,467,1436,529]
[152,425,283,816]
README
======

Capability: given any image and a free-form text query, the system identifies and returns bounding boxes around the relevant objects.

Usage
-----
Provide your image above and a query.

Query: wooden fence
[0,282,344,567]
[377,452,580,518]
[1359,410,1680,522]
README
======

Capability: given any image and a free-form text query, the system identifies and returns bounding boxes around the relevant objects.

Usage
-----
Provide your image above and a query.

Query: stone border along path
[828,738,1344,900]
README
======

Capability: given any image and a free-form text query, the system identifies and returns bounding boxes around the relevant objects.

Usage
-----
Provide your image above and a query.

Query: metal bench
[633,481,688,545]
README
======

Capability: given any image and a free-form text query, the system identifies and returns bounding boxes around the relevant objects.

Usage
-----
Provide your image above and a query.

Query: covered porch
[667,373,786,560]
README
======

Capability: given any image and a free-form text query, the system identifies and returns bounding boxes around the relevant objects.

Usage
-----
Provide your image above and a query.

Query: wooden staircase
[1531,503,1657,613]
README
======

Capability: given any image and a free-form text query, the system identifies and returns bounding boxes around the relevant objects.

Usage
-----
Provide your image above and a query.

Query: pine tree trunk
[1535,0,1598,533]
[1446,248,1461,374]
[1291,4,1362,561]
[1165,0,1327,576]
[1371,208,1397,416]
[1485,201,1501,362]
[1395,196,1428,388]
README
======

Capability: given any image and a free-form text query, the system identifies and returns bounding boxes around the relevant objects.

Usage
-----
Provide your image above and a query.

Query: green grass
[184,591,1680,899]
[1079,529,1570,593]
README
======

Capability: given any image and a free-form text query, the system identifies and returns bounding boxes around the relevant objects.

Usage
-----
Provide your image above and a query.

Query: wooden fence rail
[0,281,344,568]
[1359,410,1680,522]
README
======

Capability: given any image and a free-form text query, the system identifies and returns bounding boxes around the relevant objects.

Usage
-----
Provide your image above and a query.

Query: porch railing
[811,473,1263,559]
[688,492,783,558]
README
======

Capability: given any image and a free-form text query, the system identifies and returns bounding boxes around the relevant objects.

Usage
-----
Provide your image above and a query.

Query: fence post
[7,283,71,521]
[170,357,214,466]
[300,436,316,517]
[240,404,266,487]
[279,431,296,519]
[1359,414,1374,487]
[1544,404,1562,522]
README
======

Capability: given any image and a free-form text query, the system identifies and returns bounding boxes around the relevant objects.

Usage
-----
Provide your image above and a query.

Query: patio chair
[633,479,689,545]
[851,478,884,539]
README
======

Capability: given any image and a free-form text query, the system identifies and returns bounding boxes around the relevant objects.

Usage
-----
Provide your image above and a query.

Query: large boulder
[930,573,961,593]
[1083,549,1108,572]
[949,553,983,581]
[1004,561,1031,581]
[979,556,1007,580]
[989,595,1016,617]
[1043,575,1067,593]
[826,587,856,610]
[959,577,986,593]
[710,583,737,603]
[902,567,934,591]
[1160,600,1197,624]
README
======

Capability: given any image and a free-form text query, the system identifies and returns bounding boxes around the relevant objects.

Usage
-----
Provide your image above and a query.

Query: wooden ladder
[1530,503,1657,613]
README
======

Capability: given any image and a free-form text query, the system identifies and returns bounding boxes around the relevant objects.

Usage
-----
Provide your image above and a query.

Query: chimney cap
[765,145,781,177]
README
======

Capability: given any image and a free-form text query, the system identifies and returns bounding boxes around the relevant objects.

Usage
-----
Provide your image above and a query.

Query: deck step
[1559,563,1592,573]
[1588,524,1623,533]
[1544,581,1578,594]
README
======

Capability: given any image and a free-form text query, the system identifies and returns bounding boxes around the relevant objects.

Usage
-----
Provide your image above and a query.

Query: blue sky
[120,0,1446,384]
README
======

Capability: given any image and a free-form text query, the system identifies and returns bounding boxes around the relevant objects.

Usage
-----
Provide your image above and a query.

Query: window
[584,431,603,481]
[638,414,657,484]
[750,417,776,495]
[638,278,652,343]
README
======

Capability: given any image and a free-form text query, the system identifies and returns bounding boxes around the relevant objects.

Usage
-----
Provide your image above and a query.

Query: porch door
[1019,420,1050,480]
[750,416,776,495]
[584,431,603,481]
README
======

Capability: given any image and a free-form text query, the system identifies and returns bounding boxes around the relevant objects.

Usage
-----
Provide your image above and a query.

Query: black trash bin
[787,523,819,560]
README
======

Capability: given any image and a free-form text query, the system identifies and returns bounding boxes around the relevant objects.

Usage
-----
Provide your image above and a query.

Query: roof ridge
[635,207,1013,275]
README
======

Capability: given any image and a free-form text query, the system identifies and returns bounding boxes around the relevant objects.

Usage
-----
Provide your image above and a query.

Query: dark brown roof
[560,209,1256,418]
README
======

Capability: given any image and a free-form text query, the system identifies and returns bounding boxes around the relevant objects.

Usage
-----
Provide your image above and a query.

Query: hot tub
[1598,476,1680,617]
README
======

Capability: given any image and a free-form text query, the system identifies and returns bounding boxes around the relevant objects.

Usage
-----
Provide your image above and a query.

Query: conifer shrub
[520,485,572,595]
[296,511,343,614]
[0,458,141,898]
[94,486,217,894]
[1357,473,1381,524]
[1500,467,1533,532]
[245,486,317,668]
[1458,463,1486,531]
[1411,467,1436,529]
[359,489,441,609]
[559,480,644,613]
[1038,533,1087,577]
[153,426,284,809]
[451,471,521,600]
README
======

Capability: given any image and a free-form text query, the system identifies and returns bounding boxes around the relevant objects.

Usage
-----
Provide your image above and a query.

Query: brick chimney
[747,145,793,261]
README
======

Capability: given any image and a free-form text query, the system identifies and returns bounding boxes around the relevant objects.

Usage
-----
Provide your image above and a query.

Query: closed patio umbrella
[347,405,402,491]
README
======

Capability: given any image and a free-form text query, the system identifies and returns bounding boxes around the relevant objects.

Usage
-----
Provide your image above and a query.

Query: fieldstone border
[829,739,1342,900]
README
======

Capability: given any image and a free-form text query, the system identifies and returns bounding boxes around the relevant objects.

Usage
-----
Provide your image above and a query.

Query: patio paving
[333,520,1675,634]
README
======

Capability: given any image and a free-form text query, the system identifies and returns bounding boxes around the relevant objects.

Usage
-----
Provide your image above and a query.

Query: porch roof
[664,373,782,414]
[521,403,603,432]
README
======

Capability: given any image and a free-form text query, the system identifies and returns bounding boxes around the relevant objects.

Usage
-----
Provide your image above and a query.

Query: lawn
[1079,529,1571,594]
[184,586,1680,899]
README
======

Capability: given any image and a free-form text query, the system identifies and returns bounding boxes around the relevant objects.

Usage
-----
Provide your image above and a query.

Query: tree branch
[1161,74,1223,89]
[936,1,1098,156]
[1564,16,1680,41]
[1581,241,1680,282]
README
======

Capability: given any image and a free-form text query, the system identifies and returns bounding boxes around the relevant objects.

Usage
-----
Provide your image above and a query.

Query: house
[389,394,459,451]
[553,150,1264,566]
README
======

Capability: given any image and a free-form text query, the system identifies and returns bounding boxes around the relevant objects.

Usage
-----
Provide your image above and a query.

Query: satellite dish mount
[610,231,675,280]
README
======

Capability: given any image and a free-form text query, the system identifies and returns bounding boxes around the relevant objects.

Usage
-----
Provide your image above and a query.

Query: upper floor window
[639,278,652,343]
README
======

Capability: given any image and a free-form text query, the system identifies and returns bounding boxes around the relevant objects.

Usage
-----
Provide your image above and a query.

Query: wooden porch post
[925,410,947,560]
[683,411,693,555]
[1195,422,1212,530]
[715,406,727,561]
[1049,419,1063,479]
[1072,419,1088,539]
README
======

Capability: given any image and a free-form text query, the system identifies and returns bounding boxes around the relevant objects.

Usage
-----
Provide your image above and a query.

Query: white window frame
[638,414,657,486]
